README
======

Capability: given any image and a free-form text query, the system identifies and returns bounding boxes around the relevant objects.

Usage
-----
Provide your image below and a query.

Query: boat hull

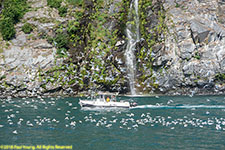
[79,100,131,108]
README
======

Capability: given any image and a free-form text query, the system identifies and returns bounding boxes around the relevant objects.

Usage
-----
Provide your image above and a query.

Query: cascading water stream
[125,0,140,95]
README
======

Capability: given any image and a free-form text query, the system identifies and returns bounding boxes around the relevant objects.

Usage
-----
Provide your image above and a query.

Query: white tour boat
[79,92,137,108]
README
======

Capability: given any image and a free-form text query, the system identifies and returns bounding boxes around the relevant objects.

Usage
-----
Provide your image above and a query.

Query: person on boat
[106,97,110,102]
[111,95,116,102]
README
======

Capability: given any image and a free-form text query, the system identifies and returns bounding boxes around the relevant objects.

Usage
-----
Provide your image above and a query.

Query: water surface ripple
[0,95,225,149]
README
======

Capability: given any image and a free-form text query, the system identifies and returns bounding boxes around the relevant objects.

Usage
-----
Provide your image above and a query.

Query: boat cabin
[96,92,118,102]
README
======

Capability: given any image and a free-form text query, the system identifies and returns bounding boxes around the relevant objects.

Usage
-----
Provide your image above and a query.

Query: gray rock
[208,31,217,42]
[152,44,163,53]
[11,33,27,47]
[183,61,195,76]
[220,58,225,72]
[177,30,189,41]
[212,23,225,39]
[153,55,170,67]
[201,49,216,59]
[33,42,53,49]
[179,42,195,59]
[29,0,47,8]
[39,23,56,30]
[0,57,5,65]
[3,46,31,68]
[216,44,225,68]
[168,8,186,24]
[24,8,52,20]
[190,19,210,43]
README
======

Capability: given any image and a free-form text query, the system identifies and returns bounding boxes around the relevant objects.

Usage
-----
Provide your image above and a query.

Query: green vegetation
[0,0,27,40]
[136,0,167,91]
[0,0,169,93]
[0,18,16,40]
[58,6,68,17]
[194,51,201,60]
[67,0,83,6]
[54,33,69,49]
[175,0,180,8]
[0,75,6,80]
[215,73,225,81]
[47,0,68,17]
[33,17,54,23]
[38,0,167,93]
[1,0,27,24]
[22,23,33,34]
[175,3,180,8]
[47,0,62,9]
[139,0,167,49]
[38,0,129,92]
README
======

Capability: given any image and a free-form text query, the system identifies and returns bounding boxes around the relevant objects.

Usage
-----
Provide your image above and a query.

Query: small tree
[47,0,62,9]
[0,17,16,40]
[22,23,33,34]
[58,6,68,17]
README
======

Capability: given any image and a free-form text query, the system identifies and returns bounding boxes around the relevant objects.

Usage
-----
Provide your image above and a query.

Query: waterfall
[125,0,140,95]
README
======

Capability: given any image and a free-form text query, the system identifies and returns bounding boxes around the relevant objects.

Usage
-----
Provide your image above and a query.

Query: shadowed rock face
[0,0,225,97]
[190,19,210,44]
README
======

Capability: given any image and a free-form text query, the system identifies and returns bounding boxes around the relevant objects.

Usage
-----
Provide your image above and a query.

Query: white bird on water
[26,121,33,127]
[13,130,18,134]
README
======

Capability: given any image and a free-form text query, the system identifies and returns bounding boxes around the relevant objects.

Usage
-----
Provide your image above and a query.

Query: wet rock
[44,85,62,94]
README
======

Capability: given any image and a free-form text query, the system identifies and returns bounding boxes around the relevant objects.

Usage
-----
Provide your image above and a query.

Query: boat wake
[131,105,225,109]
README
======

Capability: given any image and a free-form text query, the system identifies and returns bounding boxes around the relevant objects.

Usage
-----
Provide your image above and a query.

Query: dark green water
[1,95,225,149]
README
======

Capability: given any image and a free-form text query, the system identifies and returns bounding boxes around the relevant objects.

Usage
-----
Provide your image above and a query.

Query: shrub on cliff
[1,0,27,23]
[47,0,62,9]
[54,33,69,49]
[67,0,83,6]
[53,33,69,57]
[57,48,67,56]
[47,0,68,18]
[58,6,68,17]
[22,23,33,34]
[0,18,16,40]
[0,0,27,40]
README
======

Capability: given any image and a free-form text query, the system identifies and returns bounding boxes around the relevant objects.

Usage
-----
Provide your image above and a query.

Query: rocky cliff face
[0,0,64,97]
[152,0,225,95]
[0,0,225,97]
